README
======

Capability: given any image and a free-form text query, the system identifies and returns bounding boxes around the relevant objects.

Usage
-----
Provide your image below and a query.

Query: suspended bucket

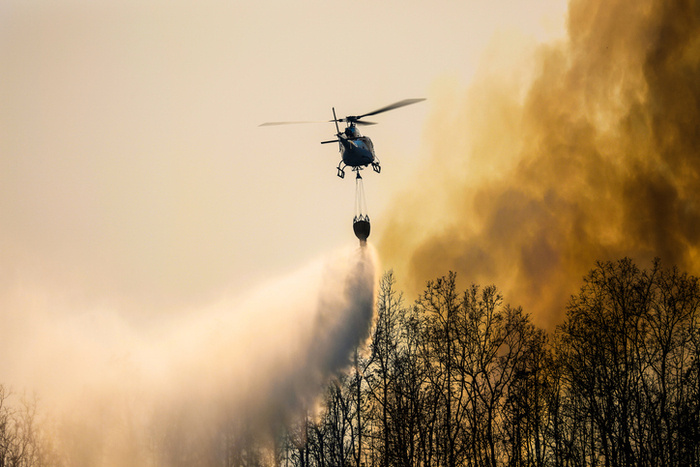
[353,215,371,244]
[353,171,370,245]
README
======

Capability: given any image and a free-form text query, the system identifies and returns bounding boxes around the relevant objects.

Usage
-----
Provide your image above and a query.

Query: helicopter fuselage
[323,125,381,177]
[339,135,375,168]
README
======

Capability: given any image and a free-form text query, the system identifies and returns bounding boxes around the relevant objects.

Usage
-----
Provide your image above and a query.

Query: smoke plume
[380,0,700,327]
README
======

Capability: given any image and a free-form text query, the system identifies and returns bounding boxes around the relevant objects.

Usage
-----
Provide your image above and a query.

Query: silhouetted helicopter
[261,98,425,178]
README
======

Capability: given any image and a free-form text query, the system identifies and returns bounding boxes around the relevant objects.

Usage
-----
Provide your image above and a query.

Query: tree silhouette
[5,257,699,467]
[286,258,700,467]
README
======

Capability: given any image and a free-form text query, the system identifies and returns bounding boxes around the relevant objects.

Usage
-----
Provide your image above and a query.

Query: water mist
[1,245,377,466]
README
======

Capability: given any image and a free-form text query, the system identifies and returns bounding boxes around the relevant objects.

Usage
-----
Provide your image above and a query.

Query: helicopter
[261,98,425,178]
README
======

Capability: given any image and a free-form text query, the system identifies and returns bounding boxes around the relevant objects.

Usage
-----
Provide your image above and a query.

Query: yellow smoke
[379,0,700,328]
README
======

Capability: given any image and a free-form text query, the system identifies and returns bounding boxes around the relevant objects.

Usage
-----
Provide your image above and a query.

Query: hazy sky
[1,0,567,321]
[1,4,569,457]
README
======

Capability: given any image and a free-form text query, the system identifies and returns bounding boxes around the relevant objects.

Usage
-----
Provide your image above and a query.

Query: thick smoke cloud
[380,0,700,327]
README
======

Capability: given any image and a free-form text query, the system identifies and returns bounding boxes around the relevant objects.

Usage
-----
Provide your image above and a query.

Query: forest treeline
[277,258,700,467]
[2,258,699,467]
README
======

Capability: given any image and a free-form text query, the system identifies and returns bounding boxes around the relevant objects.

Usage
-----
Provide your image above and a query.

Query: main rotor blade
[356,98,426,119]
[259,121,323,126]
[333,118,377,126]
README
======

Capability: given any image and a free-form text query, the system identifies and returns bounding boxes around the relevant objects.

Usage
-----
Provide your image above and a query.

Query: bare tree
[278,259,700,467]
[558,258,700,467]
[0,386,55,467]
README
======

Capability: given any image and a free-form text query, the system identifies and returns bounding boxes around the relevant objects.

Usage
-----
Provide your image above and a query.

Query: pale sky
[1,0,567,316]
[0,0,568,393]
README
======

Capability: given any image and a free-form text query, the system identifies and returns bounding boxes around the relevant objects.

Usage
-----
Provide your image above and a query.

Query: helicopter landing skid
[337,162,346,178]
[372,162,381,173]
